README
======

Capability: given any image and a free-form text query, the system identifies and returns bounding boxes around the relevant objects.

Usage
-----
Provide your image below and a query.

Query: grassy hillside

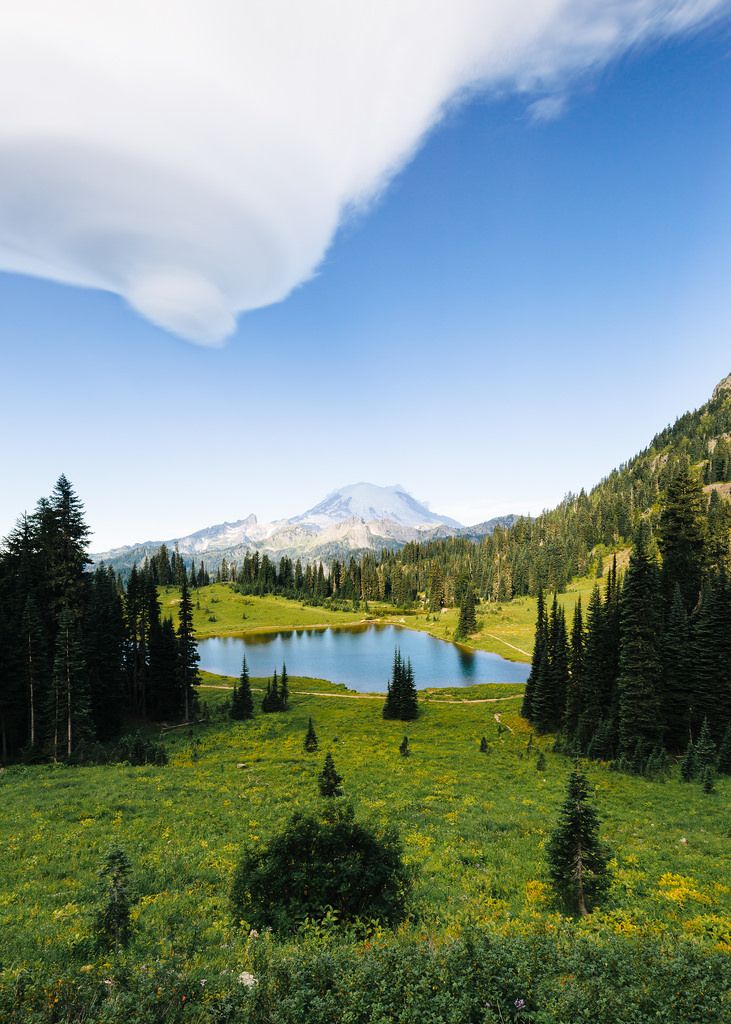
[1,681,728,1004]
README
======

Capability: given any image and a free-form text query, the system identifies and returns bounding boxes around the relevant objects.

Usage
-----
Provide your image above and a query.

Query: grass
[161,559,627,665]
[1,675,729,980]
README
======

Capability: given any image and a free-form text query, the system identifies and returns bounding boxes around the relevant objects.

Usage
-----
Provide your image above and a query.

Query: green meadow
[1,673,729,1020]
[158,566,616,664]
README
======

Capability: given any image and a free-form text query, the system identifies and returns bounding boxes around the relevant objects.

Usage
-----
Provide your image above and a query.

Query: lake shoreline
[195,614,531,664]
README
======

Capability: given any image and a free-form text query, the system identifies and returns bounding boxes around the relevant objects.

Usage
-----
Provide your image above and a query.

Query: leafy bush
[231,803,411,932]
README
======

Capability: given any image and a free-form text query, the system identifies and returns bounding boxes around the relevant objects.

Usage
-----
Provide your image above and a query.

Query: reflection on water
[198,624,529,693]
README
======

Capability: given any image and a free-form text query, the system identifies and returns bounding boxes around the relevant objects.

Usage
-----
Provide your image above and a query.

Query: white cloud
[528,94,568,122]
[0,1,727,344]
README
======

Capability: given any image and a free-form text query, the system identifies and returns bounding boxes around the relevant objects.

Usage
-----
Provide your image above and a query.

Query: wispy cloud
[1,1,727,344]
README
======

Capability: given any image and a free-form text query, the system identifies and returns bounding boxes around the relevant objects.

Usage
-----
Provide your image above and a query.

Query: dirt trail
[493,712,515,733]
[198,684,522,705]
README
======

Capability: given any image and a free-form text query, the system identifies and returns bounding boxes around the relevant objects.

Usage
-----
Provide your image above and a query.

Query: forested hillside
[196,375,731,610]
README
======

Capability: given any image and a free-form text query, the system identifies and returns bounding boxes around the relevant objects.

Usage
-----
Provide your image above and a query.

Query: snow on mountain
[293,483,462,530]
[93,484,513,572]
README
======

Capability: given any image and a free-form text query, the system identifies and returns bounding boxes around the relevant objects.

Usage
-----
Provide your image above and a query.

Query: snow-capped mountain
[92,483,517,572]
[292,483,461,531]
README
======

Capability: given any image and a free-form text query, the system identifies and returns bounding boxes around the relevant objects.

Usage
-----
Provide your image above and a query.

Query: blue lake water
[198,624,529,692]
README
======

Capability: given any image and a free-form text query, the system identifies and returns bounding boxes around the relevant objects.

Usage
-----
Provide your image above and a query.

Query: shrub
[230,803,411,932]
[94,847,133,950]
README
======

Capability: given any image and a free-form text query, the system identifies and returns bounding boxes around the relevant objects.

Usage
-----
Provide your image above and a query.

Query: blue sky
[2,14,730,550]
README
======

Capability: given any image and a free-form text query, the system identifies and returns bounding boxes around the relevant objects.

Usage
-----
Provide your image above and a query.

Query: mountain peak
[712,373,731,401]
[293,482,462,530]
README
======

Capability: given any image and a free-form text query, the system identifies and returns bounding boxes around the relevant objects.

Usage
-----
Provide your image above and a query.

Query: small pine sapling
[399,735,410,757]
[94,847,133,950]
[304,718,319,752]
[479,736,489,753]
[318,752,343,797]
[536,751,547,772]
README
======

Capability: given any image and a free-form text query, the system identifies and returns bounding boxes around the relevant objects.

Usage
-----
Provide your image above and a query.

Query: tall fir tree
[231,655,254,720]
[522,588,546,720]
[455,587,477,639]
[532,595,569,734]
[176,576,200,722]
[661,584,692,751]
[546,768,611,916]
[617,523,663,757]
[49,604,91,760]
[657,464,706,615]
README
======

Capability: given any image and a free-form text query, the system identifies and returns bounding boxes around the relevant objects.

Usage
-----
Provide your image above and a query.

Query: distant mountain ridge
[92,483,518,573]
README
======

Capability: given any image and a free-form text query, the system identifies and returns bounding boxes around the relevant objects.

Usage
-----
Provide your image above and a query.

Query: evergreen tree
[532,595,569,734]
[148,617,180,720]
[21,595,46,751]
[680,740,695,782]
[546,768,611,916]
[564,598,585,740]
[399,735,410,757]
[428,566,445,612]
[657,465,706,615]
[536,750,547,772]
[717,725,731,774]
[49,604,90,760]
[231,655,254,720]
[691,575,731,739]
[455,587,477,639]
[304,717,318,752]
[280,662,289,710]
[617,523,663,757]
[85,566,126,740]
[176,577,199,721]
[694,718,717,776]
[702,765,715,794]
[399,657,418,721]
[318,752,343,797]
[661,584,693,751]
[94,847,133,950]
[382,649,418,720]
[479,736,489,753]
[47,474,91,616]
[522,589,546,720]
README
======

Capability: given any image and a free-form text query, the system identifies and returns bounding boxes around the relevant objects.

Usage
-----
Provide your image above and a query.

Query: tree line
[522,463,731,774]
[0,476,201,763]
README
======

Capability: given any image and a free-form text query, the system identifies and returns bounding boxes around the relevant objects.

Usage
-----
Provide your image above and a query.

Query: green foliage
[718,725,731,775]
[536,750,546,772]
[693,719,717,776]
[93,847,133,950]
[231,656,254,720]
[399,735,409,757]
[230,802,410,932]
[318,752,343,797]
[479,736,489,753]
[702,765,716,794]
[680,740,696,782]
[546,768,611,916]
[382,649,418,721]
[454,587,477,639]
[262,665,290,713]
[303,717,318,752]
